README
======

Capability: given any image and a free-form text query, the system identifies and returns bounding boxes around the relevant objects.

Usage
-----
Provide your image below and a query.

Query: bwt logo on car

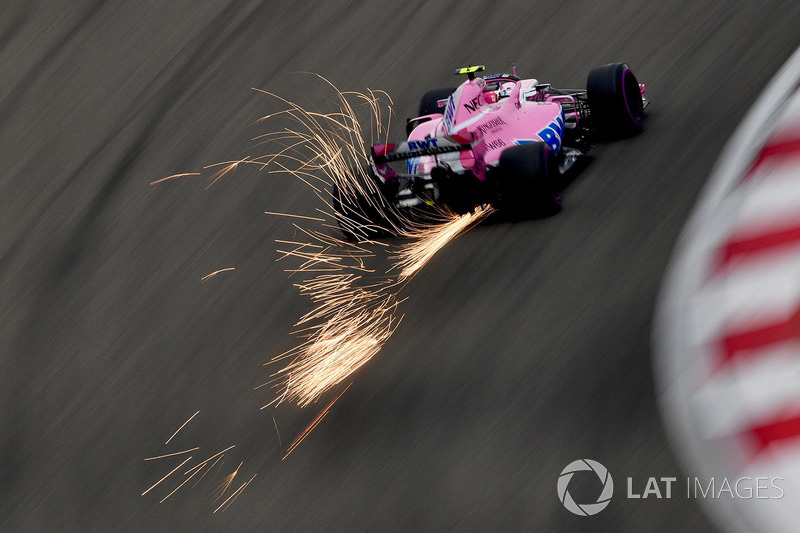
[407,139,438,151]
[537,113,565,152]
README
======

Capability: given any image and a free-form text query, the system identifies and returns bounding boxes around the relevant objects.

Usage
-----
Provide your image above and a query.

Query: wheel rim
[621,67,644,126]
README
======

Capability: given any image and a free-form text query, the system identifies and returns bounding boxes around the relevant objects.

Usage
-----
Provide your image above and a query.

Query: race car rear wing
[371,135,488,182]
[371,137,472,164]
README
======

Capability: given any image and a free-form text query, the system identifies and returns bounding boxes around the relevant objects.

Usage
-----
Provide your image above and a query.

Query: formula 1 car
[335,63,648,238]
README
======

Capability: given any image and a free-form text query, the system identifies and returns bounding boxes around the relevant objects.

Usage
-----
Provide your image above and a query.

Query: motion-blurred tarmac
[2,1,800,531]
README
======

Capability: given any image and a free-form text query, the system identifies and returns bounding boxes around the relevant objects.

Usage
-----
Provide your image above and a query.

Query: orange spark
[142,456,193,496]
[393,206,493,281]
[184,445,236,476]
[201,268,236,281]
[149,172,202,186]
[272,417,283,453]
[159,464,206,504]
[283,383,352,460]
[144,447,199,461]
[213,461,243,503]
[192,453,224,488]
[205,157,251,188]
[165,410,200,444]
[213,474,257,513]
[264,211,325,221]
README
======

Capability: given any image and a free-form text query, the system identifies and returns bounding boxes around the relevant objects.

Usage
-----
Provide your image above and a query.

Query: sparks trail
[143,431,255,509]
[264,280,402,407]
[214,474,257,513]
[141,414,248,506]
[282,383,352,460]
[252,75,493,411]
[145,76,492,510]
[392,206,491,281]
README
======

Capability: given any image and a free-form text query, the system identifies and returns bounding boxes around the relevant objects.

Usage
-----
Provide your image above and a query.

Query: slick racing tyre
[332,166,397,241]
[497,142,562,218]
[417,87,456,116]
[408,87,456,135]
[587,62,644,135]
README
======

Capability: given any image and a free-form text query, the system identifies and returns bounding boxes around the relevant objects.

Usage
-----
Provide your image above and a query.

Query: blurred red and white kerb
[655,45,800,533]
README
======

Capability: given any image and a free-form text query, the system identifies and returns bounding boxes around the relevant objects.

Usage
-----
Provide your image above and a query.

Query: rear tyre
[418,87,456,116]
[587,63,644,135]
[332,166,397,241]
[496,142,562,219]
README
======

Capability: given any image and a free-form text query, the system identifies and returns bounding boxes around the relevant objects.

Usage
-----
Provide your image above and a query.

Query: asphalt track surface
[3,1,800,531]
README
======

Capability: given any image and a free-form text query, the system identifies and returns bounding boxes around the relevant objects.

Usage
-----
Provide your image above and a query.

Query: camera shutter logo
[557,459,614,516]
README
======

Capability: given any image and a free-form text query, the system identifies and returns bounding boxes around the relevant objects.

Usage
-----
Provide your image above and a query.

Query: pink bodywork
[376,76,571,182]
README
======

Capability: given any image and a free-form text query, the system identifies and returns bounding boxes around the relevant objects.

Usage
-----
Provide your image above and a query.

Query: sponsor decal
[475,117,507,136]
[443,95,456,132]
[407,138,438,151]
[485,139,506,151]
[405,138,438,174]
[463,97,481,113]
[536,113,565,152]
[406,157,421,175]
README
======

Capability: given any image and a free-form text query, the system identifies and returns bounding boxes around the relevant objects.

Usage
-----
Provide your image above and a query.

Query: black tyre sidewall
[418,87,456,116]
[332,166,396,241]
[497,142,562,218]
[587,63,643,134]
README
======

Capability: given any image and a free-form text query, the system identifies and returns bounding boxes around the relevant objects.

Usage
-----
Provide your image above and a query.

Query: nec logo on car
[536,113,565,152]
[407,139,438,151]
[463,97,481,113]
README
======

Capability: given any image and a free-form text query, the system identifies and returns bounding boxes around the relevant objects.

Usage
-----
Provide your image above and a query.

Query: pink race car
[337,63,647,237]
